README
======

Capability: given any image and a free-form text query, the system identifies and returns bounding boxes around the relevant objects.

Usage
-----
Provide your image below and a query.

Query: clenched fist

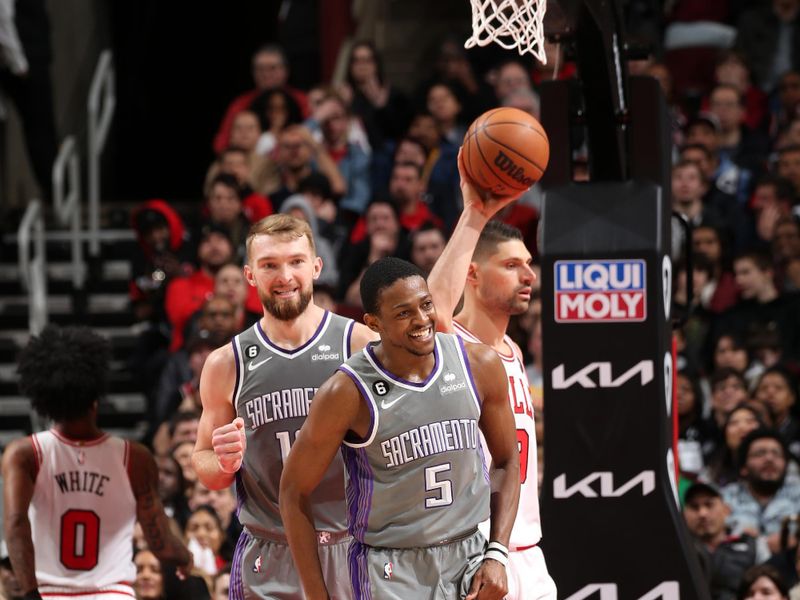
[212,417,247,473]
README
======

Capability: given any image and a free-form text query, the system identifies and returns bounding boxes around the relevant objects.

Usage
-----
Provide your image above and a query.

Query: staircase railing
[52,135,84,289]
[17,200,47,334]
[87,49,116,257]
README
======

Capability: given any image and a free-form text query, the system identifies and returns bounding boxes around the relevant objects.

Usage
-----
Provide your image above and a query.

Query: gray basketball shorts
[229,529,353,599]
[347,529,487,600]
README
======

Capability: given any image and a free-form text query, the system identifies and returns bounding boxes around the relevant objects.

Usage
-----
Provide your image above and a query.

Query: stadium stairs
[0,208,148,445]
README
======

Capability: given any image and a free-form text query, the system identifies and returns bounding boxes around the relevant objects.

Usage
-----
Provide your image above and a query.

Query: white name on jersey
[245,386,319,429]
[54,470,111,496]
[380,418,479,468]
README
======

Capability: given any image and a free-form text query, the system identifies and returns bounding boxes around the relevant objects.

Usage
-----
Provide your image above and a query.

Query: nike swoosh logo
[381,393,407,410]
[247,357,273,371]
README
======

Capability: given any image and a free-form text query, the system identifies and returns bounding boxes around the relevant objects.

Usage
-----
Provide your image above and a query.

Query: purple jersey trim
[456,335,482,407]
[234,470,247,517]
[344,319,355,359]
[338,367,376,445]
[256,310,329,355]
[230,529,251,600]
[231,337,242,409]
[342,446,374,544]
[477,437,491,484]
[348,539,372,600]
[365,339,440,388]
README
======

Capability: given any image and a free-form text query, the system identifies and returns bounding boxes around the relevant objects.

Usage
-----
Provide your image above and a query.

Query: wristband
[487,541,509,556]
[483,549,509,566]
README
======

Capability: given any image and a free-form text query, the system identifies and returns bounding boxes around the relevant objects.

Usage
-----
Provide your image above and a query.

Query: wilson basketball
[462,107,549,197]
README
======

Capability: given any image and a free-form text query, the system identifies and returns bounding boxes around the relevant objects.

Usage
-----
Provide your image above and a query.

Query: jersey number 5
[60,509,100,570]
[424,463,453,508]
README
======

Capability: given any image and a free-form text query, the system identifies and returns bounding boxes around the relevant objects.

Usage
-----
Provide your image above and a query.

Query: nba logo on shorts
[253,556,262,573]
[554,259,646,323]
[383,562,393,580]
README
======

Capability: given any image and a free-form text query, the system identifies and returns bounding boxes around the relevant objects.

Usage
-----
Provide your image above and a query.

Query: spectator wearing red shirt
[707,51,769,132]
[165,225,234,352]
[129,199,192,324]
[692,224,740,314]
[350,162,442,243]
[213,45,309,154]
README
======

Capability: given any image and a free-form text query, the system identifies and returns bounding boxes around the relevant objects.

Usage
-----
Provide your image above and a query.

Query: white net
[465,0,548,63]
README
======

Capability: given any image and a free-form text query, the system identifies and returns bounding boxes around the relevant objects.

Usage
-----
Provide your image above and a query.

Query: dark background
[108,1,320,203]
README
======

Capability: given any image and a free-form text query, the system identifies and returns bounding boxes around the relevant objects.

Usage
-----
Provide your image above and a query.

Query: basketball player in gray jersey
[193,214,376,599]
[280,258,520,600]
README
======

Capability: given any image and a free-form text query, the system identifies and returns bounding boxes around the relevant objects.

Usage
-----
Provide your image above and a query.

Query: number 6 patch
[246,345,259,359]
[372,380,389,396]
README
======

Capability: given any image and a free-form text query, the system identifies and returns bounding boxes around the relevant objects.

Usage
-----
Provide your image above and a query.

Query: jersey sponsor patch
[554,259,646,323]
[439,372,466,395]
[311,343,341,361]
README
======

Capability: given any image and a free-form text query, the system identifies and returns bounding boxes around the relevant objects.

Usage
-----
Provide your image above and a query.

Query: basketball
[461,107,550,197]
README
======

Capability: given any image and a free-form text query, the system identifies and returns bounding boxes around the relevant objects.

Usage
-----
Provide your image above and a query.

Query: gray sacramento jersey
[232,310,355,537]
[338,332,490,548]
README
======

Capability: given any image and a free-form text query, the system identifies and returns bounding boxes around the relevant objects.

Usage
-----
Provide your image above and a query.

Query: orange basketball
[462,107,549,197]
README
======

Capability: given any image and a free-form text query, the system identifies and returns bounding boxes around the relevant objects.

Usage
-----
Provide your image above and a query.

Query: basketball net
[465,0,547,63]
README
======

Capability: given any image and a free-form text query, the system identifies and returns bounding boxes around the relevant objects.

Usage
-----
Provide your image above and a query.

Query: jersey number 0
[60,509,100,570]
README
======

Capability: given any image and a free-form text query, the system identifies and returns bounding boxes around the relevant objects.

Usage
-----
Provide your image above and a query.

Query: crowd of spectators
[640,2,800,597]
[84,1,800,597]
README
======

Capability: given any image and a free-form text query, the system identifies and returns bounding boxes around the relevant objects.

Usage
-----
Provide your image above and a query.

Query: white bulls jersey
[454,321,542,549]
[29,430,136,593]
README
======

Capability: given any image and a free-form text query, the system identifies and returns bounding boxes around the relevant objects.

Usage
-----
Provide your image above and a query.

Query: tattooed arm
[2,438,39,595]
[127,442,192,575]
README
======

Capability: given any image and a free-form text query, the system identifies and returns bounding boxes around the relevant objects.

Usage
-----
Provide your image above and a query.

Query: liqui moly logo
[554,259,646,323]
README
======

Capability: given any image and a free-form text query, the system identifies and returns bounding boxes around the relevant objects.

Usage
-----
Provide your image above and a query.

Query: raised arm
[465,342,520,600]
[427,150,523,332]
[2,438,38,595]
[279,371,369,600]
[192,344,241,490]
[128,442,193,575]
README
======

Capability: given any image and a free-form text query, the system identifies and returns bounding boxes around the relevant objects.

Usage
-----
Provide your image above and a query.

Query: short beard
[505,298,530,316]
[749,474,785,497]
[500,291,530,316]
[484,285,530,316]
[261,288,312,321]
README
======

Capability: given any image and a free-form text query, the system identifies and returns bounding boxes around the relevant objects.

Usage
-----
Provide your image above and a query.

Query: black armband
[22,591,43,600]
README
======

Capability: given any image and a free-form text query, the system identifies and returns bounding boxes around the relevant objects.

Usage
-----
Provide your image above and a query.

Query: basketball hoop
[465,0,547,63]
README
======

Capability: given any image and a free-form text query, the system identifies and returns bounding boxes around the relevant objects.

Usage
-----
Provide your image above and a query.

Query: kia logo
[551,360,654,389]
